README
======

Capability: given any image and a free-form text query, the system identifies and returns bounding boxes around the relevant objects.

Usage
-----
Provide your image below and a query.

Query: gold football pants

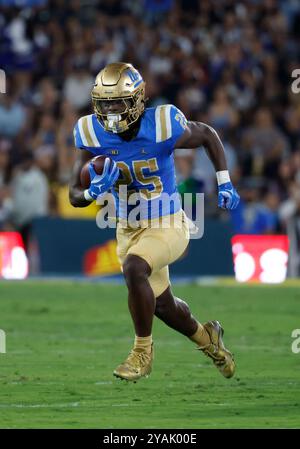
[116,210,190,298]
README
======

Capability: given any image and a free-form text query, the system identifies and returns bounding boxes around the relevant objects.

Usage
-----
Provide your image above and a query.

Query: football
[80,155,112,189]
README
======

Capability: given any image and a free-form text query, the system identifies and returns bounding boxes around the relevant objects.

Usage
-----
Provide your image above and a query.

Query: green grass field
[0,280,300,429]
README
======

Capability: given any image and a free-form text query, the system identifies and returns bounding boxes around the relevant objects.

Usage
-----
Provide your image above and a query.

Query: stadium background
[1,0,300,430]
[0,0,300,279]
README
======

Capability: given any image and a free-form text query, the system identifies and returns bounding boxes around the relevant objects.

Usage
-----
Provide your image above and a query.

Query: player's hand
[88,158,119,200]
[218,182,240,210]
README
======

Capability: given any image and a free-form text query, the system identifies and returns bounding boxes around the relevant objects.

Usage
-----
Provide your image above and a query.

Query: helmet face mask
[91,63,145,134]
[94,98,128,114]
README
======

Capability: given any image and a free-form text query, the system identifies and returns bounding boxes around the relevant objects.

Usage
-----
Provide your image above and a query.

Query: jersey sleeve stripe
[165,104,172,140]
[82,116,94,147]
[155,105,162,142]
[155,105,172,142]
[87,115,101,147]
[160,106,167,141]
[78,117,89,147]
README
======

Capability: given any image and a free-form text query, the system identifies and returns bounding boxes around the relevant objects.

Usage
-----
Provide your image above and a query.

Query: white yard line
[0,402,80,409]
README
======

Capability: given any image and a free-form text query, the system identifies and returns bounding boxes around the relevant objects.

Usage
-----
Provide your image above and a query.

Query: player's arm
[175,121,240,210]
[69,149,93,207]
[175,121,228,170]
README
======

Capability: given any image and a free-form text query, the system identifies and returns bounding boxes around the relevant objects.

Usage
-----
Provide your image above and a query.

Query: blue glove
[87,158,119,200]
[218,182,240,210]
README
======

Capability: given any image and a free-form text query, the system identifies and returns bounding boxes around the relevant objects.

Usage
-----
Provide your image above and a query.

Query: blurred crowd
[1,0,300,248]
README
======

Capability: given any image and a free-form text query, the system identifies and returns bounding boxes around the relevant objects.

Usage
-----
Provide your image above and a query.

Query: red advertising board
[231,235,289,283]
[0,232,28,279]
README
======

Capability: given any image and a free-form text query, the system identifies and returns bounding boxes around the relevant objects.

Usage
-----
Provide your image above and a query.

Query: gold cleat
[113,344,154,382]
[198,320,235,378]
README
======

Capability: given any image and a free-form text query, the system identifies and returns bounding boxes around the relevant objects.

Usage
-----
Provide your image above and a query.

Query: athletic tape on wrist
[216,170,230,186]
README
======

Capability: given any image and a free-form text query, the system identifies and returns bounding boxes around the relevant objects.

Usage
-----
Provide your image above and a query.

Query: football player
[69,62,240,382]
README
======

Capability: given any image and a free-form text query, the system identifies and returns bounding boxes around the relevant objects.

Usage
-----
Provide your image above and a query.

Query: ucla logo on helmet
[126,69,143,89]
[127,69,140,82]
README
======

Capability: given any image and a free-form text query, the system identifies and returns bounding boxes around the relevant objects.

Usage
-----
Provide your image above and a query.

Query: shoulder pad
[155,104,173,143]
[74,115,101,148]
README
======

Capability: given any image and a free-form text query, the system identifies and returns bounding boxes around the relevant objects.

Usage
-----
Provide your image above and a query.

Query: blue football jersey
[73,105,187,220]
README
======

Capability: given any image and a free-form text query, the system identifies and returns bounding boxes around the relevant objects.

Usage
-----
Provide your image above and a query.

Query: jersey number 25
[115,158,163,200]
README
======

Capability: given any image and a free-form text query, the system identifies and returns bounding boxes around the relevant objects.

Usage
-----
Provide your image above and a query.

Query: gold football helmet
[91,62,145,133]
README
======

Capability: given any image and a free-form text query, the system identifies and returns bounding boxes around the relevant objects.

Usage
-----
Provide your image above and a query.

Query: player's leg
[114,228,157,381]
[155,286,201,336]
[148,269,210,345]
[154,285,235,378]
[123,254,155,337]
[113,213,189,381]
[113,253,155,381]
